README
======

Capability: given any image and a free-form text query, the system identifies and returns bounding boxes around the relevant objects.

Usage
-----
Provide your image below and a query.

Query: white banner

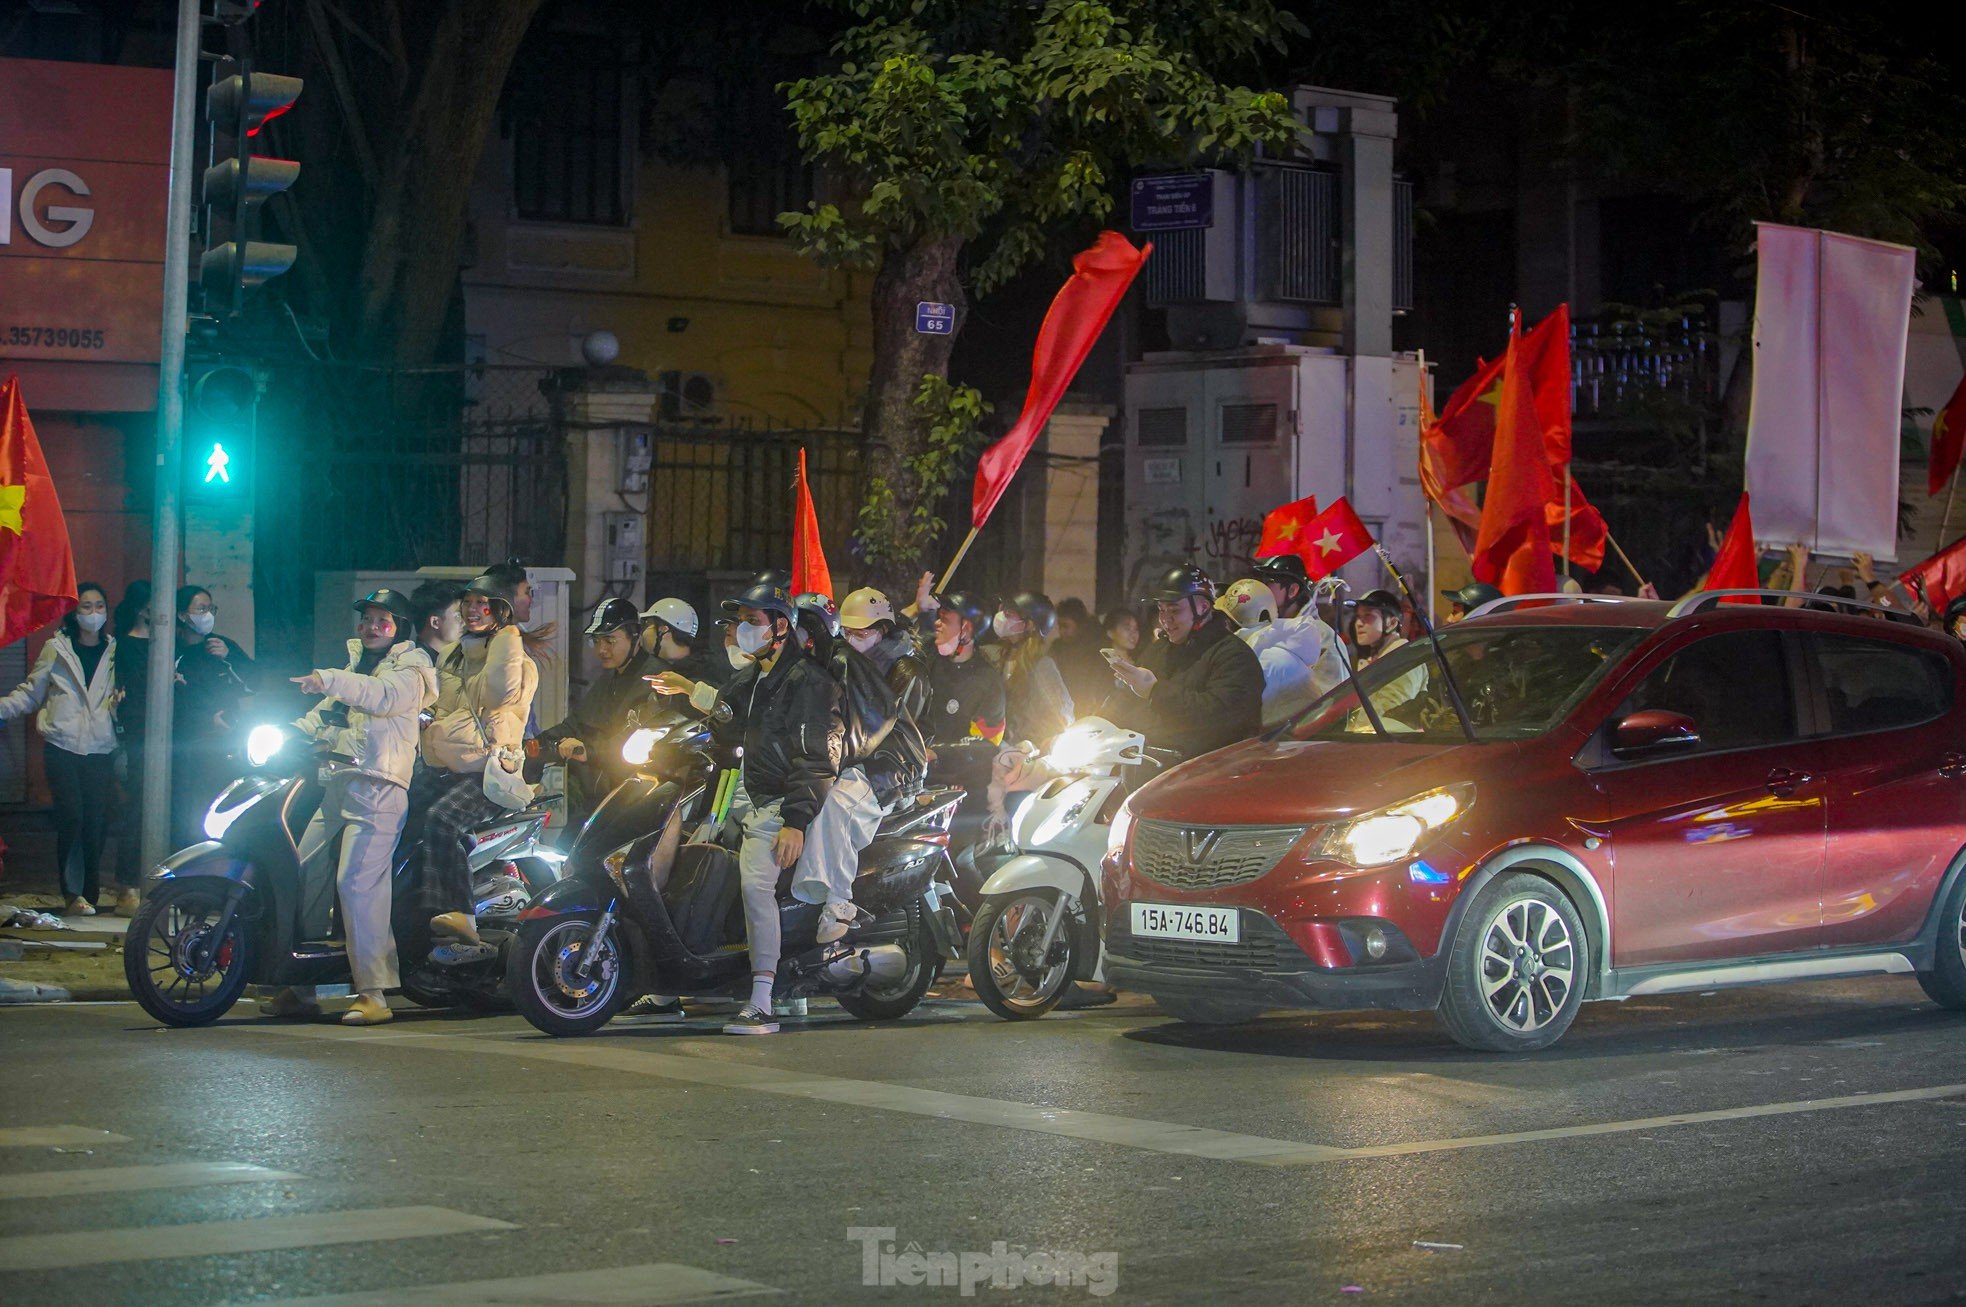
[1744,222,1916,560]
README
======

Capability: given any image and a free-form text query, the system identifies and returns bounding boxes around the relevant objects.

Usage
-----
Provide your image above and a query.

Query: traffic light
[200,63,301,315]
[184,363,258,504]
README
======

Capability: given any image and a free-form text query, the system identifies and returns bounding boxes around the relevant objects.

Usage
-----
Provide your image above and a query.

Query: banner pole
[1562,466,1573,581]
[1605,531,1648,591]
[1940,461,1961,554]
[937,526,982,593]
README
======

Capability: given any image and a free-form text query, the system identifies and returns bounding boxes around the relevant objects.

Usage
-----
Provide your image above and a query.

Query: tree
[780,0,1303,584]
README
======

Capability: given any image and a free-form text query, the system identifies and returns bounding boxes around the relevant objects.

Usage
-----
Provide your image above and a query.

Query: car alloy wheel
[1478,896,1577,1033]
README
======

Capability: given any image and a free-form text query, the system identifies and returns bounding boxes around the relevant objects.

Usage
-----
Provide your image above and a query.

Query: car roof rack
[1465,593,1635,620]
[1667,589,1919,623]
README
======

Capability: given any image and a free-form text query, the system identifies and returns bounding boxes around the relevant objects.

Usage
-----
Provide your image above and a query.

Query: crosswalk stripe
[0,1162,300,1201]
[0,1205,514,1273]
[0,1126,130,1148]
[238,1262,781,1305]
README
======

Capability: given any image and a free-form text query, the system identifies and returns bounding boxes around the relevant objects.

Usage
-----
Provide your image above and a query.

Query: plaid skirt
[418,770,500,915]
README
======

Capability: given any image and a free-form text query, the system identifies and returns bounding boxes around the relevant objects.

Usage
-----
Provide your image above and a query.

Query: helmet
[793,592,840,637]
[583,597,640,638]
[1355,587,1404,621]
[935,590,989,633]
[1250,553,1310,588]
[1000,592,1057,640]
[721,581,796,623]
[838,587,894,631]
[352,587,415,629]
[462,571,519,623]
[1945,595,1966,629]
[640,596,698,637]
[752,569,794,591]
[1221,579,1276,627]
[1149,565,1216,604]
[1446,581,1502,612]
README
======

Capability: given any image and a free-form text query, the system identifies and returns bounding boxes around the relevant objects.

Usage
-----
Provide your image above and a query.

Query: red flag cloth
[1424,353,1506,492]
[790,447,833,599]
[1519,302,1573,466]
[0,377,77,646]
[1471,323,1558,595]
[1548,480,1610,570]
[1931,372,1966,496]
[1900,531,1966,612]
[1253,494,1319,565]
[971,231,1151,529]
[1703,493,1760,603]
[1417,366,1481,556]
[1300,497,1376,580]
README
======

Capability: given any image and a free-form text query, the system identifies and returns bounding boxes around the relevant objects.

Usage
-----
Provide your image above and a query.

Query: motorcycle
[124,724,562,1027]
[508,717,968,1036]
[966,717,1161,1020]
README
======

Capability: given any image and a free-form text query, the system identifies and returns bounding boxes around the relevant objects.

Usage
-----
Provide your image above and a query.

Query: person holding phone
[171,585,256,847]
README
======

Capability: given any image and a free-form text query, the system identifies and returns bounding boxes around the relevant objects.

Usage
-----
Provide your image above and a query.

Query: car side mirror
[1610,709,1700,758]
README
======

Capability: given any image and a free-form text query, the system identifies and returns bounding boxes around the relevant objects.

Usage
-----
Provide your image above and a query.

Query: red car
[1103,593,1966,1051]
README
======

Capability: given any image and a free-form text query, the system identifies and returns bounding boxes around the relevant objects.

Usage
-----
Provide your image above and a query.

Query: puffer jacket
[295,639,438,789]
[1239,612,1347,726]
[0,632,117,755]
[833,644,928,807]
[423,625,538,774]
[1112,612,1265,761]
[689,643,840,832]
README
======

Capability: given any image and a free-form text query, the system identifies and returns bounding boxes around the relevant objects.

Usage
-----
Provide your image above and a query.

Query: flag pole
[1418,349,1437,626]
[1605,530,1648,591]
[937,526,982,593]
[1375,545,1476,743]
[1562,467,1573,581]
[1940,460,1961,554]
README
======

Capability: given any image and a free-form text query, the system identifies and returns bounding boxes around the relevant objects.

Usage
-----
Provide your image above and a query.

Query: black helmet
[1149,565,1216,605]
[721,581,797,623]
[1446,581,1502,612]
[794,592,840,638]
[462,571,519,624]
[352,587,415,629]
[1250,553,1310,587]
[1944,595,1966,629]
[752,569,794,592]
[583,597,640,638]
[1000,592,1057,640]
[936,590,989,633]
[1356,587,1404,621]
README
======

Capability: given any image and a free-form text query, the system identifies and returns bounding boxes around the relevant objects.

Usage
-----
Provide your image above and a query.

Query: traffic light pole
[141,0,202,874]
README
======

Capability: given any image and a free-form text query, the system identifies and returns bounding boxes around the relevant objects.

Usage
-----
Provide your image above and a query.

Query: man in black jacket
[650,582,841,1035]
[1107,565,1266,760]
[535,598,650,821]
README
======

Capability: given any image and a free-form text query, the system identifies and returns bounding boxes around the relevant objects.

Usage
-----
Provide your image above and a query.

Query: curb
[0,978,73,1005]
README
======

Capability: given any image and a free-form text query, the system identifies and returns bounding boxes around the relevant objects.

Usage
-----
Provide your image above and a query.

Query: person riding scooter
[1105,565,1265,761]
[535,598,649,822]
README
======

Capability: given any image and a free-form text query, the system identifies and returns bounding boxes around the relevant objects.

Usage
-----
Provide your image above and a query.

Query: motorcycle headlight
[246,724,288,769]
[622,727,662,766]
[1306,785,1473,869]
[1043,724,1103,773]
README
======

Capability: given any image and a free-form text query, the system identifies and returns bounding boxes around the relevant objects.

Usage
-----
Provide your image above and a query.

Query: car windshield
[1281,625,1644,743]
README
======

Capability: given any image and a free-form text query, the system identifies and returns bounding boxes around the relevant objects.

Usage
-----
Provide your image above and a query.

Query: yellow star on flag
[0,483,23,535]
[1276,518,1301,541]
[1315,527,1344,555]
[1476,379,1503,409]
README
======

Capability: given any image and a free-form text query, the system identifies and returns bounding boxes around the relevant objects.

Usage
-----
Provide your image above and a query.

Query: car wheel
[1437,873,1588,1053]
[1151,991,1268,1026]
[1916,873,1966,1011]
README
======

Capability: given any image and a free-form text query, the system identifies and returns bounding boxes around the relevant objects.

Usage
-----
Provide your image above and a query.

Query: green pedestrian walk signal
[184,364,257,504]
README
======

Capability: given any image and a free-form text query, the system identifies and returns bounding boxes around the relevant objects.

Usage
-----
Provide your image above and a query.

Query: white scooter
[966,717,1154,1020]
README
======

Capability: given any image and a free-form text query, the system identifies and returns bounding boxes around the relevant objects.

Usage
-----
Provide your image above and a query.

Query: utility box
[1120,346,1426,597]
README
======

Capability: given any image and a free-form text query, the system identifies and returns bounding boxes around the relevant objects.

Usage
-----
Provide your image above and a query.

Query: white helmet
[640,596,698,637]
[1221,578,1276,628]
[838,586,894,631]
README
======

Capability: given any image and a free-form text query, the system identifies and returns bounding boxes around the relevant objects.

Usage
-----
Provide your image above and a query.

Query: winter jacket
[537,650,652,778]
[1113,613,1265,760]
[295,640,439,789]
[0,632,118,756]
[1239,612,1348,726]
[832,644,928,807]
[174,633,255,739]
[1003,649,1074,748]
[689,644,840,832]
[423,626,538,774]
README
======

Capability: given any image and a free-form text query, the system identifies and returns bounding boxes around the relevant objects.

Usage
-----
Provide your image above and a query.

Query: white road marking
[241,1025,1966,1168]
[238,1262,780,1305]
[0,1161,300,1201]
[0,1126,130,1148]
[0,1205,514,1273]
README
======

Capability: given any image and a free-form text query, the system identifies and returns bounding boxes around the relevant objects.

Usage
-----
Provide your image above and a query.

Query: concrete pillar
[1039,403,1114,608]
[1337,101,1399,361]
[548,367,657,683]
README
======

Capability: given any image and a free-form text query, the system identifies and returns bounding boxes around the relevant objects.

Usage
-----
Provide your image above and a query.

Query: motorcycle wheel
[123,880,255,1027]
[967,891,1077,1021]
[836,901,938,1022]
[508,913,630,1036]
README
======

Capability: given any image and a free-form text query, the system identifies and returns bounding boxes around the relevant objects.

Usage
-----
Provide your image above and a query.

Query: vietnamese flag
[971,231,1150,529]
[1471,323,1558,596]
[790,447,833,599]
[1253,494,1319,566]
[1900,530,1966,612]
[1418,367,1482,556]
[1424,353,1506,492]
[1931,372,1966,497]
[1703,493,1760,603]
[0,377,78,647]
[1300,497,1375,580]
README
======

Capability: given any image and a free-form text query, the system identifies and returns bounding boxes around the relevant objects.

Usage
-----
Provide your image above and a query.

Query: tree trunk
[859,233,966,589]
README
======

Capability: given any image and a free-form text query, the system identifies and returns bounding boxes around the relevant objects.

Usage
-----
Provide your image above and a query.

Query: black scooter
[124,727,560,1026]
[508,717,967,1036]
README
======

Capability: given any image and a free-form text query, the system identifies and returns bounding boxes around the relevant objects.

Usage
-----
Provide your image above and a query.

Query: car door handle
[1942,753,1966,780]
[1766,767,1811,796]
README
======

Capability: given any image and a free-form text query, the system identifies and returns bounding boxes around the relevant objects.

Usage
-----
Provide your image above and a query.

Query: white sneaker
[63,897,96,916]
[814,900,858,944]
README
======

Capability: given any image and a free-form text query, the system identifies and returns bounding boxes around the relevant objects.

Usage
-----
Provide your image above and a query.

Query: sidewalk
[1,826,140,1002]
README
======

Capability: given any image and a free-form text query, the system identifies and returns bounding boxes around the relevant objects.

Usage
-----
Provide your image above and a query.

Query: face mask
[726,645,751,670]
[734,620,773,655]
[77,612,107,633]
[992,612,1023,640]
[844,628,881,654]
[187,612,216,636]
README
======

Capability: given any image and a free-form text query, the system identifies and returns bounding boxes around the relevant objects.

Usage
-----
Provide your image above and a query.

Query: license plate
[1131,903,1240,943]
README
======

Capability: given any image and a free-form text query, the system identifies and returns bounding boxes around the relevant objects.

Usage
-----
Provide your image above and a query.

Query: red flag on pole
[1471,320,1558,596]
[790,447,833,599]
[970,231,1151,529]
[1702,493,1760,603]
[0,377,77,646]
[1900,531,1966,612]
[1253,494,1319,565]
[1300,497,1376,580]
[1931,372,1966,497]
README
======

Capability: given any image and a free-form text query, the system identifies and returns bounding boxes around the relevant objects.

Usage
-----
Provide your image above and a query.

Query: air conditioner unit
[658,371,716,421]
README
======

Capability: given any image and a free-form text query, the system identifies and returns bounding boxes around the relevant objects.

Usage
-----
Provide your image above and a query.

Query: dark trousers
[45,746,114,903]
[114,736,146,888]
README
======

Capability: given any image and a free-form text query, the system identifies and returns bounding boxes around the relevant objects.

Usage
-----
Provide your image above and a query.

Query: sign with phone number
[5,326,107,350]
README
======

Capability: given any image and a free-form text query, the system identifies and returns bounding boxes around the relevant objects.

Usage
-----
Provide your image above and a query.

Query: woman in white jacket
[0,584,120,914]
[263,590,437,1025]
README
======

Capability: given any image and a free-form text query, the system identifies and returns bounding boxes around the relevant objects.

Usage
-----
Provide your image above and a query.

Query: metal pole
[1561,466,1573,582]
[141,0,202,874]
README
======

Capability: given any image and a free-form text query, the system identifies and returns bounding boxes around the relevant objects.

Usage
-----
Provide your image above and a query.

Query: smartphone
[1100,647,1124,665]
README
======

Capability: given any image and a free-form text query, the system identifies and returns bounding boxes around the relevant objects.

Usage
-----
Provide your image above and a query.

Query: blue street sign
[915,302,956,335]
[1130,173,1214,232]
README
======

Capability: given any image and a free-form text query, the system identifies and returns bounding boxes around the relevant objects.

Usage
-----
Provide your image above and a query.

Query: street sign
[1130,173,1213,232]
[915,302,955,335]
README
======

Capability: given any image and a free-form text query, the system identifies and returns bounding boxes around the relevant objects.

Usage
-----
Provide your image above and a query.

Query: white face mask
[992,612,1024,640]
[844,628,881,654]
[734,620,774,655]
[76,612,107,633]
[186,611,216,636]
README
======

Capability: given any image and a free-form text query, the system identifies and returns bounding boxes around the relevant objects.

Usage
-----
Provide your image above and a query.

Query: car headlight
[1307,784,1473,869]
[622,727,661,766]
[1106,796,1136,859]
[246,724,287,769]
